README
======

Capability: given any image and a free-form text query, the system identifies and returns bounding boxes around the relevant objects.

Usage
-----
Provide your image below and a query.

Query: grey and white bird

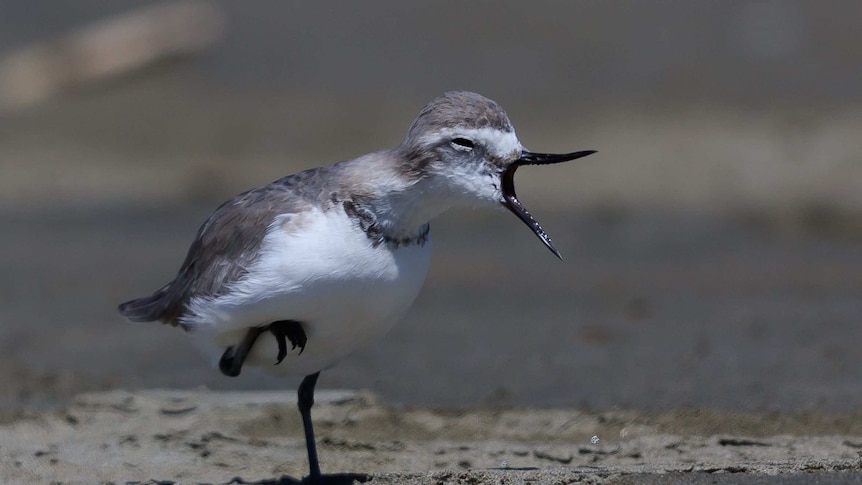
[119,91,595,483]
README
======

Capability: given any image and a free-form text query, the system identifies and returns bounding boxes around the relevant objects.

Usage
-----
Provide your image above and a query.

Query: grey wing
[118,183,300,328]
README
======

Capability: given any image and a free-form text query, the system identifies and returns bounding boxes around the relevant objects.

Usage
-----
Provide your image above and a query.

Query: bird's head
[397,91,595,259]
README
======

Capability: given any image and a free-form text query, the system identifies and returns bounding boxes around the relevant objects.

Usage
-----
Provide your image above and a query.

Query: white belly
[184,208,431,376]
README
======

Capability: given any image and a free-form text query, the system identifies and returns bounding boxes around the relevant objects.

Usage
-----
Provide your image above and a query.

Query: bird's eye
[451,138,474,150]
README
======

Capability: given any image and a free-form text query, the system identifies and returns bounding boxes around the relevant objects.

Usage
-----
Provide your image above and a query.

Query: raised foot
[218,321,307,376]
[270,320,307,364]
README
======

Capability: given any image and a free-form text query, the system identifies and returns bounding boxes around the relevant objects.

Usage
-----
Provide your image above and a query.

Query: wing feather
[118,172,329,328]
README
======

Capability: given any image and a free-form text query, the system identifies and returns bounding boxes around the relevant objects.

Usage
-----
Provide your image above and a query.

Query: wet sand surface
[3,389,862,484]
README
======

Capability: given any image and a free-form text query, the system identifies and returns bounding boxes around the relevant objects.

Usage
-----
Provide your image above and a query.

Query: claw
[269,320,307,365]
[274,331,288,364]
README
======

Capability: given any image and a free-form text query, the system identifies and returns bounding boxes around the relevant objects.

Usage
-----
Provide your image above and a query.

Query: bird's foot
[301,473,369,485]
[270,320,307,364]
[225,473,368,485]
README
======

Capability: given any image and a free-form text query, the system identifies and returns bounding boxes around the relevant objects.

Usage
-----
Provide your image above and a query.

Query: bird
[118,91,596,483]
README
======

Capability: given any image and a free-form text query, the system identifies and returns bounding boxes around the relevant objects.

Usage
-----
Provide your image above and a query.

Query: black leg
[219,327,264,377]
[298,372,322,482]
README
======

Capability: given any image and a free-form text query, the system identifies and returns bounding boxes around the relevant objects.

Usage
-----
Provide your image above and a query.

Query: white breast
[184,207,431,376]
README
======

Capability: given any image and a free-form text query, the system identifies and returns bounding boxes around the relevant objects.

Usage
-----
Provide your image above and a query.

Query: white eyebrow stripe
[420,127,523,158]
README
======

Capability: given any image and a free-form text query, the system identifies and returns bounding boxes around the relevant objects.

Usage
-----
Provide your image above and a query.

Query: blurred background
[1,1,860,412]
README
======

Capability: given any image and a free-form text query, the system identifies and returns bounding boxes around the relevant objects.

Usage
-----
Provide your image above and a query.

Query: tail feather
[118,286,169,322]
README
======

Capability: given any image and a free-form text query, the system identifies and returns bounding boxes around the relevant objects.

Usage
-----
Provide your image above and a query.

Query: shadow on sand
[227,473,370,485]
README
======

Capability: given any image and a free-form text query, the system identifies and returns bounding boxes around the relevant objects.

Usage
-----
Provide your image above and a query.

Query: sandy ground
[3,389,862,484]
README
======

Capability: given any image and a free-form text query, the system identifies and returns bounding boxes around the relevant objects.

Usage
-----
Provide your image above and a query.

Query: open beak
[501,149,597,259]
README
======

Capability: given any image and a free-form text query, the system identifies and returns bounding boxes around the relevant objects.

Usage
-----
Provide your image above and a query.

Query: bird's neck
[338,151,463,244]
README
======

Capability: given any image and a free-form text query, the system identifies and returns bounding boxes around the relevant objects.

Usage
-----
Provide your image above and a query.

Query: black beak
[501,150,597,259]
